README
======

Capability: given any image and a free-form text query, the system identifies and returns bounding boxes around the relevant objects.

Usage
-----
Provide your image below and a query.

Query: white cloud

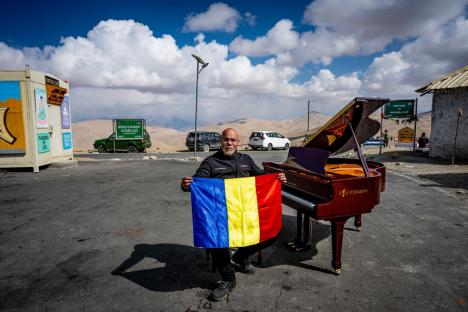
[0,19,364,124]
[363,17,468,93]
[304,0,466,40]
[230,0,466,67]
[183,2,241,33]
[229,20,299,57]
[362,16,468,112]
[244,12,256,26]
[2,5,465,127]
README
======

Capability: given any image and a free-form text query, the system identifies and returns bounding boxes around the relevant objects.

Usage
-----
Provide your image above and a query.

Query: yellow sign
[0,81,26,154]
[398,127,414,143]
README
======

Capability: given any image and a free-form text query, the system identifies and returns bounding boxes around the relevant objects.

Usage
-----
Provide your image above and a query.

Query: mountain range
[72,111,432,153]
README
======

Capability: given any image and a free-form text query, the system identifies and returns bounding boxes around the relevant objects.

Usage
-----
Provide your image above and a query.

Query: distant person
[418,132,429,148]
[181,128,287,301]
[383,130,389,148]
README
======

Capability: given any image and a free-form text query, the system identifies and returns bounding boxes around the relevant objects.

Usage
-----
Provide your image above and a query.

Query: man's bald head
[222,128,240,139]
[220,128,240,156]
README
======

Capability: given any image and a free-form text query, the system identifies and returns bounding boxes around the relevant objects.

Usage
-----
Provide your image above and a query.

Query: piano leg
[331,217,350,275]
[288,211,311,251]
[295,211,303,246]
[354,215,362,231]
[303,215,311,246]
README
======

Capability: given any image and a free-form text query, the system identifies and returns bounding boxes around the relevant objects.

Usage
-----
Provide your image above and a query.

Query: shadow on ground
[418,172,468,191]
[112,214,333,292]
[368,150,468,166]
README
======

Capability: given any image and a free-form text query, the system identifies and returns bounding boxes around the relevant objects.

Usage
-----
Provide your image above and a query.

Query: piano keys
[263,97,389,274]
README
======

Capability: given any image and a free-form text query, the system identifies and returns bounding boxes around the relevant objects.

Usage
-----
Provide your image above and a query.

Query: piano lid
[303,97,389,155]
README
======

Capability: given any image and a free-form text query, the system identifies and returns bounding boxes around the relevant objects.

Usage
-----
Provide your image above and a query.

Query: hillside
[72,111,431,152]
[72,112,329,152]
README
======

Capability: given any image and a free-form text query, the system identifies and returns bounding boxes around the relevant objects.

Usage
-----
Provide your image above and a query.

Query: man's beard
[221,146,236,156]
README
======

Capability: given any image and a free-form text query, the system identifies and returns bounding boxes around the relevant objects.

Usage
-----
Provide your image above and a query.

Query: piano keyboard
[282,190,316,212]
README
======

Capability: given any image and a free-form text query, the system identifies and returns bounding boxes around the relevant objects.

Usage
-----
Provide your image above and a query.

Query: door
[48,104,62,159]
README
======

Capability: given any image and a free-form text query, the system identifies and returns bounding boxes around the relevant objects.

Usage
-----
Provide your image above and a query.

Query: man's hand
[278,173,287,184]
[181,176,193,192]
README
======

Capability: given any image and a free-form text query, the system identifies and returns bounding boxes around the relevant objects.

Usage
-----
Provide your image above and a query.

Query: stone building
[416,66,468,160]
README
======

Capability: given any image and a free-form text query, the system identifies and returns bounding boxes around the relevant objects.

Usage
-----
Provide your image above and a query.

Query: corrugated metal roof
[416,65,468,93]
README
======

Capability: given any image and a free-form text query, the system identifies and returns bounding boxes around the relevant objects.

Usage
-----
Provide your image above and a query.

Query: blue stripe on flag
[191,177,229,248]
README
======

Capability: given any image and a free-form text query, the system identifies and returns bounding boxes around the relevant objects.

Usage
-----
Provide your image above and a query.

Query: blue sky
[1,0,467,127]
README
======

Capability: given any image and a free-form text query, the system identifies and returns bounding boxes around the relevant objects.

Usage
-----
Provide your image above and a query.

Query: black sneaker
[232,254,256,274]
[208,280,236,301]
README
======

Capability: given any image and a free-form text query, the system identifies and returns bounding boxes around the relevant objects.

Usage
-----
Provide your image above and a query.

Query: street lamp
[191,53,209,158]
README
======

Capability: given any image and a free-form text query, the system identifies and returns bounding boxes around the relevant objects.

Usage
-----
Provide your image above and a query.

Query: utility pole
[413,98,418,152]
[191,54,209,158]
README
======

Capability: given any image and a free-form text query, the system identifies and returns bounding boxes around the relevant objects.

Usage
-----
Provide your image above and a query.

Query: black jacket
[194,151,263,179]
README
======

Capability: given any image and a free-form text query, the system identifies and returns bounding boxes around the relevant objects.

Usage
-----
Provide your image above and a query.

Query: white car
[248,131,290,151]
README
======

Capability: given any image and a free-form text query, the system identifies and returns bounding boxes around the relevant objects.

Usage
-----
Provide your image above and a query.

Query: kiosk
[0,68,73,172]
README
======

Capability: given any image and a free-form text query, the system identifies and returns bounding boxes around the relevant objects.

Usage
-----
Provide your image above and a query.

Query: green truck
[93,130,152,153]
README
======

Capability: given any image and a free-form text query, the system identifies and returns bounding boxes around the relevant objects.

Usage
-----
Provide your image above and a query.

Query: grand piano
[263,97,389,274]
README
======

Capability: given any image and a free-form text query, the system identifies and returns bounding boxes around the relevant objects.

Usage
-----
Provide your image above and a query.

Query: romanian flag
[190,173,282,248]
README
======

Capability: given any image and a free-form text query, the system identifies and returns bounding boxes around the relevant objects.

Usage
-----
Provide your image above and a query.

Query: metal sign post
[379,106,383,156]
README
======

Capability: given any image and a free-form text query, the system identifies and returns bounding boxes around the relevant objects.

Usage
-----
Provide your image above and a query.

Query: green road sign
[384,100,415,118]
[115,119,144,140]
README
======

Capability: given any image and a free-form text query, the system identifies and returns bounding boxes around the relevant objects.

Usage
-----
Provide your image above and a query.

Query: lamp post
[191,53,209,158]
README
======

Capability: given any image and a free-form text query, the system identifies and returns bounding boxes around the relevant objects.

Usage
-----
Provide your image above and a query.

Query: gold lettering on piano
[338,188,368,198]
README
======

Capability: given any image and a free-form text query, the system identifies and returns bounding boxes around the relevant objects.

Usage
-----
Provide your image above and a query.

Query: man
[418,132,429,148]
[181,128,286,301]
[383,129,389,148]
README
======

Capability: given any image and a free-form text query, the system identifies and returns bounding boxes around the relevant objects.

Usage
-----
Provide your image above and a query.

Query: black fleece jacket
[194,150,263,179]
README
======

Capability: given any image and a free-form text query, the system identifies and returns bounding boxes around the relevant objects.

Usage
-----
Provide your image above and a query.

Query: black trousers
[209,236,278,282]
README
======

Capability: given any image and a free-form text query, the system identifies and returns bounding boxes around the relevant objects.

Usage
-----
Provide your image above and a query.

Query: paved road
[0,154,467,311]
[75,150,290,164]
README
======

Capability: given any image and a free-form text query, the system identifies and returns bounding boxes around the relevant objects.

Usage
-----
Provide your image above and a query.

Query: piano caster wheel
[356,227,361,232]
[334,269,341,275]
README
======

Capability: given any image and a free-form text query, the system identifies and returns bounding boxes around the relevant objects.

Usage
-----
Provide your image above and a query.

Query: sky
[1,0,467,128]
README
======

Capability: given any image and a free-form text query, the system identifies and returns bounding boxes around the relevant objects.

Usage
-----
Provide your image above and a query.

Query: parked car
[362,137,384,147]
[248,131,290,151]
[185,131,221,152]
[93,130,151,153]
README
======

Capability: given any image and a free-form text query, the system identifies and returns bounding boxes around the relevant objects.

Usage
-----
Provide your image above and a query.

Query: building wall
[429,88,468,160]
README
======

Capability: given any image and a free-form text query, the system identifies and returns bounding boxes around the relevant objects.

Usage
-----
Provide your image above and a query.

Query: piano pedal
[294,245,311,252]
[287,242,311,252]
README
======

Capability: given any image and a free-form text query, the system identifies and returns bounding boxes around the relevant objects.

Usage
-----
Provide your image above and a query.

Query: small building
[0,68,74,172]
[416,65,468,160]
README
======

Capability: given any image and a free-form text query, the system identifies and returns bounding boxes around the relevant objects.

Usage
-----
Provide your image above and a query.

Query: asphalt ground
[0,152,467,311]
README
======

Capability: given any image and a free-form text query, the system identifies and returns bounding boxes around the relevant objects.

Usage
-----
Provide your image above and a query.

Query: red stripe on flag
[255,174,282,242]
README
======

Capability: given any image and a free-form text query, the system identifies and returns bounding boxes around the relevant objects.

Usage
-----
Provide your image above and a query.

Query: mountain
[72,111,432,153]
[72,111,329,152]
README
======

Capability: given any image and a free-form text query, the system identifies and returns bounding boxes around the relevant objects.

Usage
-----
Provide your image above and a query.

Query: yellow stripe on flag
[225,177,260,247]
